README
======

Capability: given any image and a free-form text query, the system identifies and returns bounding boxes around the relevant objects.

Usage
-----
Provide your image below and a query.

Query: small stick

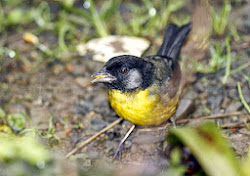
[65,117,123,158]
[138,112,248,132]
[221,122,250,129]
[176,111,247,124]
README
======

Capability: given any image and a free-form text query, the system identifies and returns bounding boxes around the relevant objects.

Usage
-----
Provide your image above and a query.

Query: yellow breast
[108,87,180,126]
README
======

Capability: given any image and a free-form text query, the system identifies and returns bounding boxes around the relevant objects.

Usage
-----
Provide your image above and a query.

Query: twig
[176,111,247,124]
[65,117,123,158]
[221,122,250,129]
[66,111,248,158]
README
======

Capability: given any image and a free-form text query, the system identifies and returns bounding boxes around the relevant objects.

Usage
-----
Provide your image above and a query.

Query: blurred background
[0,0,249,175]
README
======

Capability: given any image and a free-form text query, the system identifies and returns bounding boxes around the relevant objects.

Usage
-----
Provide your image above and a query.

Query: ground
[0,0,249,175]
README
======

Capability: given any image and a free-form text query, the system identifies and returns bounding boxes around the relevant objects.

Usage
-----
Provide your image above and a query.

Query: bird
[91,23,191,158]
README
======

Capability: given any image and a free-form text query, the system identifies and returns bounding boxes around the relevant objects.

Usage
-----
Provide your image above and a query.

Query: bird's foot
[113,142,124,160]
[170,117,176,128]
[113,124,136,160]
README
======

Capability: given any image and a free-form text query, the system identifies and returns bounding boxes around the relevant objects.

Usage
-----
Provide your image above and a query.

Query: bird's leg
[114,124,136,160]
[170,116,176,128]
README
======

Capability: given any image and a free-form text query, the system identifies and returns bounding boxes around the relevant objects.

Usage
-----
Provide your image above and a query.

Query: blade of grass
[222,36,231,84]
[142,0,154,11]
[219,0,231,34]
[88,0,108,37]
[230,62,250,75]
[58,2,92,21]
[210,43,226,71]
[243,75,250,87]
[192,42,226,74]
[210,0,231,35]
[0,108,6,124]
[237,82,250,114]
[101,0,122,21]
[115,12,130,35]
[0,1,5,32]
[58,23,69,52]
[163,0,185,28]
[143,0,185,34]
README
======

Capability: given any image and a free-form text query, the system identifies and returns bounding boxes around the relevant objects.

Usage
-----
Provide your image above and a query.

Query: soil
[0,1,249,175]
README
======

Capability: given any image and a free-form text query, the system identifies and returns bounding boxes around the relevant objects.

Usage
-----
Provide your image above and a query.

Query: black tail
[157,23,191,59]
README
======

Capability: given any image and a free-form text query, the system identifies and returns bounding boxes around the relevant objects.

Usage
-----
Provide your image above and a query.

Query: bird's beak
[91,68,116,83]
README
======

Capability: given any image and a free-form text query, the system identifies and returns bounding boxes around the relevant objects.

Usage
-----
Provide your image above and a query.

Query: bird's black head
[92,55,154,91]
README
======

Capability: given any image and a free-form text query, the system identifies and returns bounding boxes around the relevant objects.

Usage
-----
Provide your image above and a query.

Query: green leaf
[168,122,242,176]
[242,151,250,176]
[0,125,12,133]
[88,0,108,37]
[237,82,250,114]
[7,113,26,131]
[7,8,33,25]
[0,133,50,165]
[61,0,75,8]
[0,108,6,119]
[221,36,232,84]
[101,0,122,21]
[210,0,231,35]
[170,148,182,165]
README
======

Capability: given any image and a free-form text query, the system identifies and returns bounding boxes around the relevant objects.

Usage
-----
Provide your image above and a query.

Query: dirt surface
[0,1,249,175]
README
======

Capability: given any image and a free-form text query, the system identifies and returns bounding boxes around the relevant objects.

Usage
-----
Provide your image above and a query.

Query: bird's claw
[113,143,124,160]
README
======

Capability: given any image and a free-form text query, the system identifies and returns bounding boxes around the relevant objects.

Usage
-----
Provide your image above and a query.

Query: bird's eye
[120,67,127,74]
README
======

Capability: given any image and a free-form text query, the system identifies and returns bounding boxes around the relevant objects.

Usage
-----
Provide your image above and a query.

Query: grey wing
[161,57,181,99]
[145,56,181,102]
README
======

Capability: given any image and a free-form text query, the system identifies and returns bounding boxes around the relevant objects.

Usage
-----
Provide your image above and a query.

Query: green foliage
[192,34,248,83]
[230,62,250,76]
[39,116,60,146]
[192,36,232,74]
[243,74,250,87]
[0,109,55,175]
[115,0,186,36]
[59,0,186,38]
[193,43,226,74]
[1,1,53,30]
[0,133,50,165]
[242,151,250,176]
[0,133,52,176]
[0,125,12,133]
[237,82,250,114]
[167,122,242,176]
[0,108,6,120]
[0,109,30,132]
[7,113,26,131]
[0,0,189,62]
[163,148,187,176]
[0,47,16,59]
[210,0,231,35]
[6,8,33,25]
[221,36,232,84]
[0,107,60,147]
